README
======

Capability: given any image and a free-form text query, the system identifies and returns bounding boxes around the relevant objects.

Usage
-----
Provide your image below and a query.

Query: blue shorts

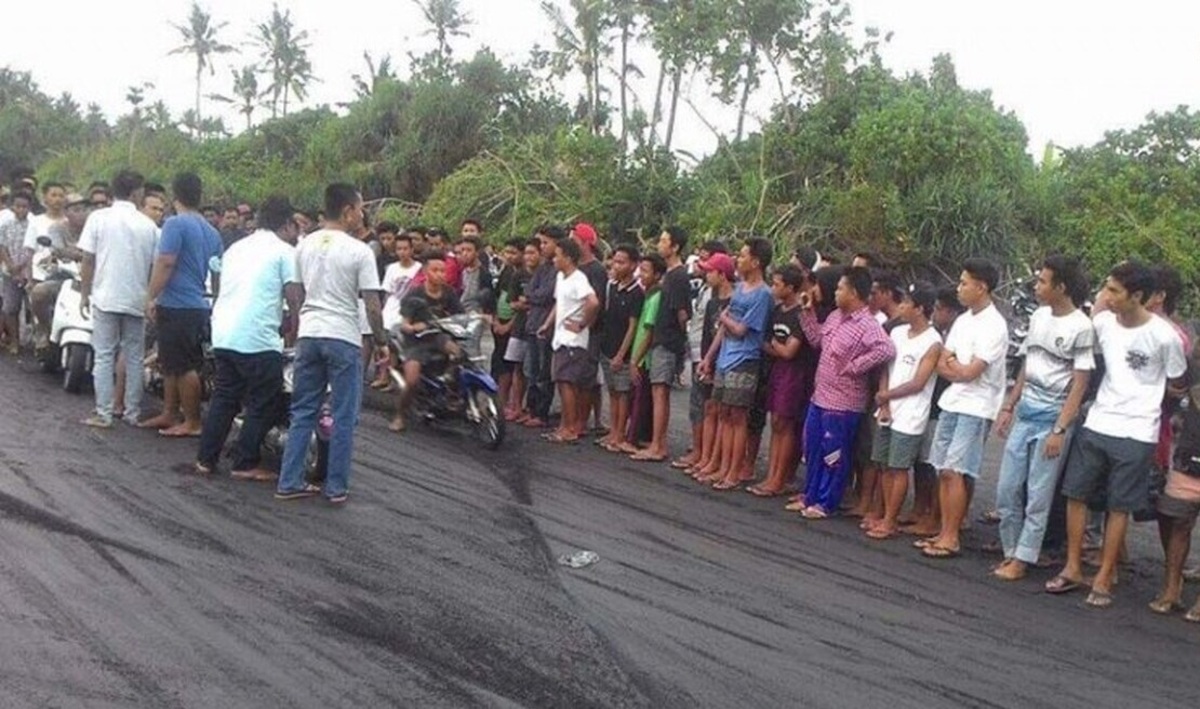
[928,411,991,478]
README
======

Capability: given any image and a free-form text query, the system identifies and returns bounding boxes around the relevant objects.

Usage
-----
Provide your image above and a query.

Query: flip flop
[712,479,745,491]
[159,428,202,438]
[1148,598,1184,615]
[800,506,829,520]
[748,486,786,498]
[921,544,961,559]
[1044,575,1082,595]
[866,527,899,540]
[629,453,668,463]
[274,483,321,501]
[81,415,114,429]
[670,458,696,470]
[1184,606,1200,623]
[1084,590,1114,609]
[912,537,940,549]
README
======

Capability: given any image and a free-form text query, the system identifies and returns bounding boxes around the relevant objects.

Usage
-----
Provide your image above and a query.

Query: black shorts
[156,307,209,376]
[552,346,593,386]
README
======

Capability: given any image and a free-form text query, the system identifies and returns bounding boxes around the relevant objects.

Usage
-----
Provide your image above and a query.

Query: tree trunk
[282,81,290,117]
[665,65,682,151]
[619,24,629,154]
[649,57,667,148]
[195,65,203,138]
[735,41,758,143]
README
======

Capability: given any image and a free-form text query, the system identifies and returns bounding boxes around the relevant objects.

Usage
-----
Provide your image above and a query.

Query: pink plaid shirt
[799,306,896,412]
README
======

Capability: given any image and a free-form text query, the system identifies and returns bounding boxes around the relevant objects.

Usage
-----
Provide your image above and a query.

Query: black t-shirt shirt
[400,286,463,349]
[581,259,608,338]
[652,264,692,356]
[600,280,645,359]
[702,294,731,360]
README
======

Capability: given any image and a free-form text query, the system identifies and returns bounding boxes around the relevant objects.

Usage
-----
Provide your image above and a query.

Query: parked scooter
[33,237,92,393]
[226,348,331,481]
[389,313,504,449]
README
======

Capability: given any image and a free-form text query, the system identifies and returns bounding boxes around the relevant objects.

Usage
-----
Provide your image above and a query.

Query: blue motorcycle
[389,314,505,449]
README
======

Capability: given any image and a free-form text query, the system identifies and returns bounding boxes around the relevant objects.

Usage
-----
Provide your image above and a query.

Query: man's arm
[880,343,943,403]
[362,290,386,346]
[845,326,897,376]
[145,253,178,317]
[79,253,96,311]
[282,283,303,346]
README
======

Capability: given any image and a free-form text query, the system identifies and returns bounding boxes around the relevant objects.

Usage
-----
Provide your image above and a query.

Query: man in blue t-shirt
[698,237,774,491]
[142,172,223,438]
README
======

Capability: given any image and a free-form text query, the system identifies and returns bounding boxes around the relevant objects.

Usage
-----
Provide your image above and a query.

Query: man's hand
[145,300,157,323]
[877,403,892,426]
[610,355,625,372]
[698,359,713,380]
[537,325,550,339]
[564,318,583,334]
[80,294,91,317]
[1043,432,1066,459]
[995,409,1013,438]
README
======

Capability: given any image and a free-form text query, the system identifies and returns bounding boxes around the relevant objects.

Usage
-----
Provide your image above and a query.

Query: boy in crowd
[1047,261,1186,608]
[866,283,943,539]
[675,239,728,469]
[631,226,691,462]
[918,259,1008,558]
[699,238,774,489]
[520,227,563,429]
[686,253,735,479]
[796,266,896,519]
[993,256,1093,580]
[507,239,542,422]
[623,254,666,451]
[902,286,965,535]
[538,238,599,443]
[572,223,608,436]
[597,244,643,453]
[491,238,526,417]
[372,232,421,392]
[375,221,399,280]
[0,191,32,352]
[751,264,814,497]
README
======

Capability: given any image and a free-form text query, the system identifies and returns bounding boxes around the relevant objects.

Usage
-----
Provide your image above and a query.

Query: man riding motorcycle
[29,192,88,352]
[392,253,463,431]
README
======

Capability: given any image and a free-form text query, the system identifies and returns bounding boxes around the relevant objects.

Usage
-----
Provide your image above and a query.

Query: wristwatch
[1051,425,1067,436]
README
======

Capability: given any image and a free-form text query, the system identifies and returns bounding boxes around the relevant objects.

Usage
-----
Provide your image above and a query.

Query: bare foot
[993,560,1027,581]
[231,468,279,482]
[138,414,176,429]
[388,417,406,432]
[159,423,202,438]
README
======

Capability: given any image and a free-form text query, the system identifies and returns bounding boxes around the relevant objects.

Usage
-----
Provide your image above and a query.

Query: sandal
[1149,598,1184,615]
[800,506,829,520]
[1044,575,1082,595]
[712,479,745,491]
[1084,590,1114,609]
[274,483,321,501]
[921,544,961,559]
[1184,605,1200,623]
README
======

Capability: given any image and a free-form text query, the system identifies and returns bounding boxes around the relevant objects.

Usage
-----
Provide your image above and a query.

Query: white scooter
[34,238,92,393]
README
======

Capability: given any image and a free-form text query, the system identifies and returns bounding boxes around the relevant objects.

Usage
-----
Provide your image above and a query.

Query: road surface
[0,353,1196,708]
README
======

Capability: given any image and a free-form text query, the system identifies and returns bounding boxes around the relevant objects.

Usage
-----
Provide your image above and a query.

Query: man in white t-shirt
[920,259,1008,559]
[196,196,303,481]
[1048,261,1187,608]
[537,238,598,443]
[992,256,1094,581]
[381,232,421,332]
[23,181,68,264]
[869,282,942,539]
[275,184,385,505]
[78,170,159,428]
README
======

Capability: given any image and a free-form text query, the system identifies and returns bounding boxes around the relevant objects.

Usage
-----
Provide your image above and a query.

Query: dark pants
[523,336,554,420]
[197,350,284,471]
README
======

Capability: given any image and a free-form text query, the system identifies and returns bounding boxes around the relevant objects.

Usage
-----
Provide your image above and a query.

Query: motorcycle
[33,237,92,393]
[1005,274,1037,387]
[389,313,505,449]
[226,348,331,481]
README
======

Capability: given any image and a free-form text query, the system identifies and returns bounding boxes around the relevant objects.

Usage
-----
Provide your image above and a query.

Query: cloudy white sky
[2,0,1196,161]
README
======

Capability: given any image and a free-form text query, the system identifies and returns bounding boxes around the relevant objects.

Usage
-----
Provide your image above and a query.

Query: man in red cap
[573,222,608,435]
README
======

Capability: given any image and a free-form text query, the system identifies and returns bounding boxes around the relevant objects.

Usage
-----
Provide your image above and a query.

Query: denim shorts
[928,411,991,478]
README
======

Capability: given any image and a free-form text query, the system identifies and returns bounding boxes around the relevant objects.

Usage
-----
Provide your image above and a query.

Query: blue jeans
[92,308,146,423]
[996,413,1074,563]
[277,338,363,498]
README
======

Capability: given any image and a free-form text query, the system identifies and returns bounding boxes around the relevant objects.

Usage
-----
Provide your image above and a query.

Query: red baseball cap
[699,252,735,280]
[572,222,598,248]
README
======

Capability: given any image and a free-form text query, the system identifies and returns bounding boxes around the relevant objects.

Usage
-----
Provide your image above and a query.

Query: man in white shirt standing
[78,170,160,428]
[919,258,1009,559]
[275,183,386,505]
[537,237,599,444]
[196,196,303,481]
[992,256,1094,581]
[1047,261,1187,608]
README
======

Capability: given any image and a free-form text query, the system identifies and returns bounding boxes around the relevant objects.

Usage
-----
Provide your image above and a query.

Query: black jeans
[197,349,284,471]
[523,336,554,420]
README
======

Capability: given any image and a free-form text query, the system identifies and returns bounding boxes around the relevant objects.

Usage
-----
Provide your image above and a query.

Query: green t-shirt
[495,289,514,321]
[632,289,661,369]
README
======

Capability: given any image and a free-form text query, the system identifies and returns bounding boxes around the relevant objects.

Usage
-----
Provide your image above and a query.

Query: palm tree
[210,65,261,131]
[352,52,396,100]
[411,0,473,71]
[253,3,314,118]
[169,2,234,136]
[540,0,608,135]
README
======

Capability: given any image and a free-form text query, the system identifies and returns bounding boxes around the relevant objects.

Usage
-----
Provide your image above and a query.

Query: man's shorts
[156,307,209,376]
[688,365,713,426]
[600,355,634,394]
[712,361,760,409]
[871,424,924,470]
[504,336,529,364]
[0,278,23,316]
[1158,469,1200,521]
[1061,428,1155,513]
[648,345,678,385]
[552,346,593,386]
[928,410,991,478]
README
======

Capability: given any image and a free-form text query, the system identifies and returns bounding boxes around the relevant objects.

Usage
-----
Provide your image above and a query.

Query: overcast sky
[2,0,1196,162]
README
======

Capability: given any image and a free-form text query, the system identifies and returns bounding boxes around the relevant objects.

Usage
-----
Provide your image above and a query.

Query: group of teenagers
[469,221,1200,619]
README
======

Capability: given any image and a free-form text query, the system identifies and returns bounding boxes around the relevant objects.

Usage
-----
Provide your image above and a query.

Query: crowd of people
[1,168,1199,624]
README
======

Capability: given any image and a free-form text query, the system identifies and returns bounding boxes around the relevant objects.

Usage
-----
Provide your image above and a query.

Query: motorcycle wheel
[473,389,504,450]
[62,343,90,394]
[39,345,60,374]
[303,435,329,486]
